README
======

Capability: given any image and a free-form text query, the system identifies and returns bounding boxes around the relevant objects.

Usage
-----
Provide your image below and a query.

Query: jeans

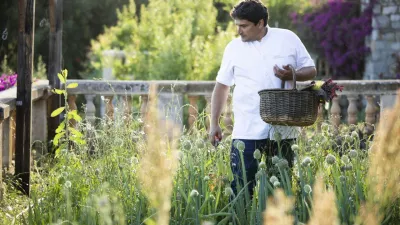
[230,138,295,197]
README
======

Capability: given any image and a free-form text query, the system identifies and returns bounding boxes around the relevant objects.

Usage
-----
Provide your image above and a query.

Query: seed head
[271,156,279,164]
[203,176,210,182]
[224,187,234,196]
[291,144,299,152]
[349,149,358,158]
[235,140,245,152]
[259,161,267,170]
[304,184,312,194]
[325,154,336,165]
[273,181,281,188]
[190,190,199,198]
[269,176,278,184]
[341,155,350,164]
[253,149,262,160]
[65,181,72,188]
[301,157,312,167]
[276,159,289,169]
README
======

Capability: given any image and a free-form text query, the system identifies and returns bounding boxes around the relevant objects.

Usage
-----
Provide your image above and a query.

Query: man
[209,0,316,196]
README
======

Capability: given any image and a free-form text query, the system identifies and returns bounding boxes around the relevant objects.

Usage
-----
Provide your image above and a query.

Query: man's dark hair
[230,0,269,26]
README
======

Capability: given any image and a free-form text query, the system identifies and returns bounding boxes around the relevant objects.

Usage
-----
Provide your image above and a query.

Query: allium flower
[196,139,205,149]
[209,194,215,201]
[65,181,72,188]
[253,149,261,160]
[259,161,266,170]
[182,141,192,151]
[269,176,278,184]
[325,154,336,165]
[203,176,210,182]
[349,149,358,158]
[276,159,289,169]
[291,144,299,152]
[344,135,352,143]
[341,155,350,164]
[234,140,245,152]
[224,187,234,196]
[190,190,199,198]
[273,181,280,188]
[301,157,312,167]
[304,184,312,194]
[351,131,359,139]
[271,156,279,164]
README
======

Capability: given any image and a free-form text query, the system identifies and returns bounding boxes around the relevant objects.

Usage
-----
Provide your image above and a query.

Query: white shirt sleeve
[293,34,315,71]
[216,43,235,86]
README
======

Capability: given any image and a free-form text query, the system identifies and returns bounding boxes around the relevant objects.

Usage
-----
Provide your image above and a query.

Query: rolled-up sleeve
[293,34,315,71]
[216,44,235,86]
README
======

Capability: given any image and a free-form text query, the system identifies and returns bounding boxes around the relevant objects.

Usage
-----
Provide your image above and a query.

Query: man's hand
[209,125,223,147]
[273,64,294,81]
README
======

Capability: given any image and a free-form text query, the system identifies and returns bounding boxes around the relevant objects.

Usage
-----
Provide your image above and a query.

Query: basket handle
[280,64,297,90]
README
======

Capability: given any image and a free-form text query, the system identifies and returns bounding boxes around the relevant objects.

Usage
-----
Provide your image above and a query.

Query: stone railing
[65,79,400,132]
[0,80,50,174]
[0,79,399,183]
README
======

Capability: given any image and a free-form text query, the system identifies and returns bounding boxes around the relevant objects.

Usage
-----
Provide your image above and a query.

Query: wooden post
[15,0,35,196]
[47,0,63,152]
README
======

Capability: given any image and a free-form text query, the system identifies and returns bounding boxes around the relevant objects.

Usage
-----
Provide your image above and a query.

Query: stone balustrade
[0,79,399,183]
[0,80,50,174]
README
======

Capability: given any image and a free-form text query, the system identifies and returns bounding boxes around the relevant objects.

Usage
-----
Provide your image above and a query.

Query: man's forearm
[211,83,230,126]
[295,66,317,81]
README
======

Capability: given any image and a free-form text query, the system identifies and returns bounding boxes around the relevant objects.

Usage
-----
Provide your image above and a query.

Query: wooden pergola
[16,0,63,196]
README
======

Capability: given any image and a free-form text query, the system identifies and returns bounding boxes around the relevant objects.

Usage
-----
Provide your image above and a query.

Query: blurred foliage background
[0,0,311,80]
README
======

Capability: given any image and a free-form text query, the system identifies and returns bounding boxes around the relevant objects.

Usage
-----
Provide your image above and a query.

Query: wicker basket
[258,65,319,126]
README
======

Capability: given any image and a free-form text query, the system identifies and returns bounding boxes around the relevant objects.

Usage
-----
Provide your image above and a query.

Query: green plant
[51,69,85,156]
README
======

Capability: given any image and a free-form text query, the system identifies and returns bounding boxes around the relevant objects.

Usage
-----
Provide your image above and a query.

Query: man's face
[234,19,264,42]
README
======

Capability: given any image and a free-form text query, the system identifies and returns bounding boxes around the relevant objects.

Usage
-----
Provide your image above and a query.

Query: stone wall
[364,0,400,80]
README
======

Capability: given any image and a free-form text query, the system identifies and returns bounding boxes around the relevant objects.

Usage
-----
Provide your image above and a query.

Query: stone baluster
[68,95,77,127]
[123,95,132,124]
[365,95,377,132]
[104,95,114,121]
[85,95,96,124]
[188,95,199,129]
[330,97,341,128]
[223,95,233,134]
[347,95,358,125]
[32,97,48,155]
[205,95,212,131]
[140,94,148,118]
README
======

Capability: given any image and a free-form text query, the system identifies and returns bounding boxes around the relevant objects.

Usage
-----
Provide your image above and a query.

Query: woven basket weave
[258,65,319,126]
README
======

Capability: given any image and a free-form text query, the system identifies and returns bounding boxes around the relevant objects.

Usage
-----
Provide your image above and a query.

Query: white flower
[269,176,278,184]
[273,181,280,188]
[271,156,279,164]
[224,187,234,196]
[301,157,312,167]
[235,140,245,152]
[203,176,210,182]
[190,190,199,198]
[259,161,266,169]
[351,131,359,139]
[253,149,262,160]
[304,184,312,194]
[276,159,289,169]
[65,181,72,188]
[291,144,299,152]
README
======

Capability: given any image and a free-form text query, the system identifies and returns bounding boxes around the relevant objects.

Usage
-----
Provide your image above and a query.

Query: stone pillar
[101,50,126,117]
[32,98,48,155]
[363,0,400,80]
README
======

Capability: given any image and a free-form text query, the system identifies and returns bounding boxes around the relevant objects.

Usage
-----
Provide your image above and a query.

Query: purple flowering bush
[0,73,17,91]
[292,0,374,79]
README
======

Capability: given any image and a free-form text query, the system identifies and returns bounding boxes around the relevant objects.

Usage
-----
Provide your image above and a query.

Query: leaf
[70,136,86,145]
[51,107,65,117]
[68,127,83,138]
[53,132,65,146]
[57,73,66,84]
[68,110,82,122]
[56,121,66,133]
[52,89,65,95]
[62,69,68,79]
[67,83,78,89]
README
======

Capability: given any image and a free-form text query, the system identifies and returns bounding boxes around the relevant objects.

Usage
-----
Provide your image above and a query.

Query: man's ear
[257,19,264,28]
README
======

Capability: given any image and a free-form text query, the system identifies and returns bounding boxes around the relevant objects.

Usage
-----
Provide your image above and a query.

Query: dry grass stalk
[307,178,339,225]
[263,189,294,225]
[138,84,180,225]
[362,89,400,223]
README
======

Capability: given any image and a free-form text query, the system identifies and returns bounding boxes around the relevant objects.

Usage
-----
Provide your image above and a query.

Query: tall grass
[1,91,400,224]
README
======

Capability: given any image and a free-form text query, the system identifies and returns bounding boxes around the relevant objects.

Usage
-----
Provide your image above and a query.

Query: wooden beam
[47,0,63,153]
[15,0,35,196]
